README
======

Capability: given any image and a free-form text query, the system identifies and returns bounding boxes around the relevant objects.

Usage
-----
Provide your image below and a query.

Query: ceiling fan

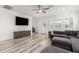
[32,5,51,13]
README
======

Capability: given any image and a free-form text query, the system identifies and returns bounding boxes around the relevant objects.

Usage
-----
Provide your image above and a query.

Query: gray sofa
[48,30,79,52]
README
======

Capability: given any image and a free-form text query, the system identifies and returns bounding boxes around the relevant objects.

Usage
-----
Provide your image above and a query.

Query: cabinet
[14,30,31,39]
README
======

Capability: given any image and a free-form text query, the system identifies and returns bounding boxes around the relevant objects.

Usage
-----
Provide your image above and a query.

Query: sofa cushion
[52,34,70,39]
[52,37,72,51]
[65,30,78,36]
[52,37,71,44]
[53,31,65,35]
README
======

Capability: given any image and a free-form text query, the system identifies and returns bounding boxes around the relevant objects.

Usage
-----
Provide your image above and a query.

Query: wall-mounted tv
[16,16,29,25]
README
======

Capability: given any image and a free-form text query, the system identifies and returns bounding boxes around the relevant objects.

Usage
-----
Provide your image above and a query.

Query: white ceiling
[0,5,79,17]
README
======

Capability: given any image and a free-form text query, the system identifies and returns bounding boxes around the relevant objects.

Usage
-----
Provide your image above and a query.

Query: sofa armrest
[70,38,79,52]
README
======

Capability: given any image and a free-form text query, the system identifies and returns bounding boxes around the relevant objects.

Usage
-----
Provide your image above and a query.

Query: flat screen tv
[16,16,29,25]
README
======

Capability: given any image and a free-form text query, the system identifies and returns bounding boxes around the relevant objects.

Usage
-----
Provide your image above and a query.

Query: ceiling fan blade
[3,5,13,10]
[48,5,53,8]
[44,8,49,10]
[42,10,46,13]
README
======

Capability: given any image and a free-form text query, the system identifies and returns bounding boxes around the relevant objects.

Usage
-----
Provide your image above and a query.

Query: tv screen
[16,16,28,25]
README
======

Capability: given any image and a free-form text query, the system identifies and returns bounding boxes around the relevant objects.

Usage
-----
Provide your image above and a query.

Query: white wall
[0,8,32,41]
[33,12,78,34]
[76,12,79,30]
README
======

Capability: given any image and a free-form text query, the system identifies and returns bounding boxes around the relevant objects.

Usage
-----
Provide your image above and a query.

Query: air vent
[3,5,13,10]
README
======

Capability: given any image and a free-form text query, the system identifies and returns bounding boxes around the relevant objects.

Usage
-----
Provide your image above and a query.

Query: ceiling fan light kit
[39,10,42,12]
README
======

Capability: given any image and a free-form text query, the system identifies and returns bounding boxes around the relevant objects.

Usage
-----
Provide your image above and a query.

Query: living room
[0,5,79,53]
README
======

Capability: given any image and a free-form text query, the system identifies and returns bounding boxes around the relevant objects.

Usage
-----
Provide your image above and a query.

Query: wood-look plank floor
[0,34,49,53]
